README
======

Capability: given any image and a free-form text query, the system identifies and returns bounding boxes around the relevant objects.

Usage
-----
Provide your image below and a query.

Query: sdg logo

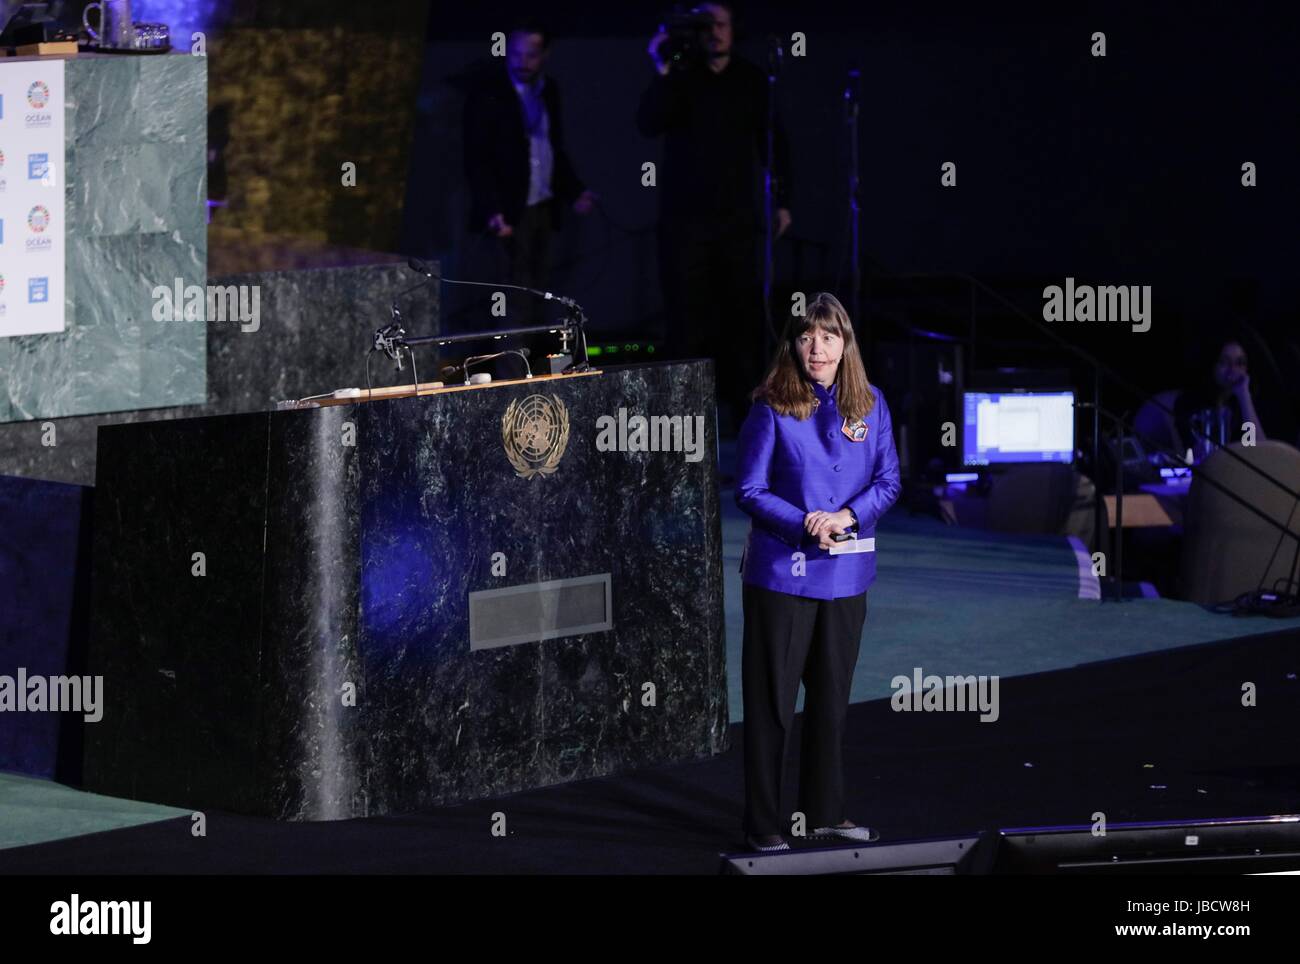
[28,277,48,303]
[27,81,49,109]
[27,153,48,180]
[25,82,52,129]
[27,206,50,233]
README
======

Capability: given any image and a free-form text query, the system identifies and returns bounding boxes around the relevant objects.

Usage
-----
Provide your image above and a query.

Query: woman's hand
[804,509,855,549]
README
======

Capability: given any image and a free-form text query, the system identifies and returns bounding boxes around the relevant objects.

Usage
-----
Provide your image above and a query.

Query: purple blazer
[736,381,902,600]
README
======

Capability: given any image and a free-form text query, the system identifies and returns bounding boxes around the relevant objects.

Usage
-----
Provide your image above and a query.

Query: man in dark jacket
[637,1,791,433]
[463,19,596,361]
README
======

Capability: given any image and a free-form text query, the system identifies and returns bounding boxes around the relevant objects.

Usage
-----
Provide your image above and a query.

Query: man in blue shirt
[734,292,901,851]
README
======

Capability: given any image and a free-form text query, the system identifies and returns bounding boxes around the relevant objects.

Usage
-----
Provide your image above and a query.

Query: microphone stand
[762,37,782,357]
[845,68,862,325]
[1093,369,1104,590]
[378,260,592,378]
[1077,400,1128,601]
[375,275,440,371]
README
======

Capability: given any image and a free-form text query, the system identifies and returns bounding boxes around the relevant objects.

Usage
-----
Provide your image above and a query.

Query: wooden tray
[77,41,172,55]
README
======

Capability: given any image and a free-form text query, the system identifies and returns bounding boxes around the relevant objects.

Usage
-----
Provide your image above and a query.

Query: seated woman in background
[1174,338,1266,461]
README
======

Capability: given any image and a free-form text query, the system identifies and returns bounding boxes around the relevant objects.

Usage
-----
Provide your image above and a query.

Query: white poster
[0,58,65,336]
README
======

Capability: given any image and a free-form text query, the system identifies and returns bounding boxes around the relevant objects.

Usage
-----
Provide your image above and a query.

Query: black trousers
[741,582,868,837]
[657,213,764,435]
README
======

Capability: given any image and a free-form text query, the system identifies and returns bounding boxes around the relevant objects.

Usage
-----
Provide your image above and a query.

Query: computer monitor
[962,389,1075,466]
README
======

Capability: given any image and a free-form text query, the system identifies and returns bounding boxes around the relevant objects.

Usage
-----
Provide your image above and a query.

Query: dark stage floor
[2,626,1295,874]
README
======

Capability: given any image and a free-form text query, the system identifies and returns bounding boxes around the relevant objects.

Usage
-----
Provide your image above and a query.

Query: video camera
[660,5,714,70]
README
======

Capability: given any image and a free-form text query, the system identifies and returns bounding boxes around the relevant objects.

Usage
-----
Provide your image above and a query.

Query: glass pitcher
[83,0,136,48]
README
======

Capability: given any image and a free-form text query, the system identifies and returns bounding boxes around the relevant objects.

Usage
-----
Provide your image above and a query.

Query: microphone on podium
[409,258,581,312]
[443,348,532,383]
[384,260,591,375]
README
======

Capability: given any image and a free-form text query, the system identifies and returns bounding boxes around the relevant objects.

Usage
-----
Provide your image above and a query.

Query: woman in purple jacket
[735,292,901,852]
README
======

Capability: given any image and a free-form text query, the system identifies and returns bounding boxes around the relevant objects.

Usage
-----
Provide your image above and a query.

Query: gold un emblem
[502,394,570,479]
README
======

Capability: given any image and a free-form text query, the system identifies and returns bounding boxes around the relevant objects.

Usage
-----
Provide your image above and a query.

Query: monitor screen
[962,390,1075,466]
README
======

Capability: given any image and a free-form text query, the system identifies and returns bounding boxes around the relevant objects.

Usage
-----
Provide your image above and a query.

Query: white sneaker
[746,834,791,852]
[811,824,880,842]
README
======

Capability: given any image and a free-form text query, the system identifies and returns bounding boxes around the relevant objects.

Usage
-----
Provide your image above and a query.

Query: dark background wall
[401,0,1299,437]
[91,0,432,254]
[11,0,1291,435]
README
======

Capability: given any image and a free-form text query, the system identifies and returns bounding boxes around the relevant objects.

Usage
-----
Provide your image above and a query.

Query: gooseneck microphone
[376,260,591,378]
[407,259,582,312]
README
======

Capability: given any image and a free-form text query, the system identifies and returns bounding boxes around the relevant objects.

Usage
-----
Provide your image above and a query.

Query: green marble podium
[0,52,207,424]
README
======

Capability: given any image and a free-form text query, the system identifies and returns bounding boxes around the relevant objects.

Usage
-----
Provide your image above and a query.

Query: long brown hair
[752,292,875,422]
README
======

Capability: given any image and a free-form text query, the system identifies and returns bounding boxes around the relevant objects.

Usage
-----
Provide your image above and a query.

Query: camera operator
[637,1,792,436]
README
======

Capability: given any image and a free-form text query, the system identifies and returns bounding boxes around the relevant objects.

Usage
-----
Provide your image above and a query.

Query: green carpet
[722,502,1278,721]
[0,770,187,852]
